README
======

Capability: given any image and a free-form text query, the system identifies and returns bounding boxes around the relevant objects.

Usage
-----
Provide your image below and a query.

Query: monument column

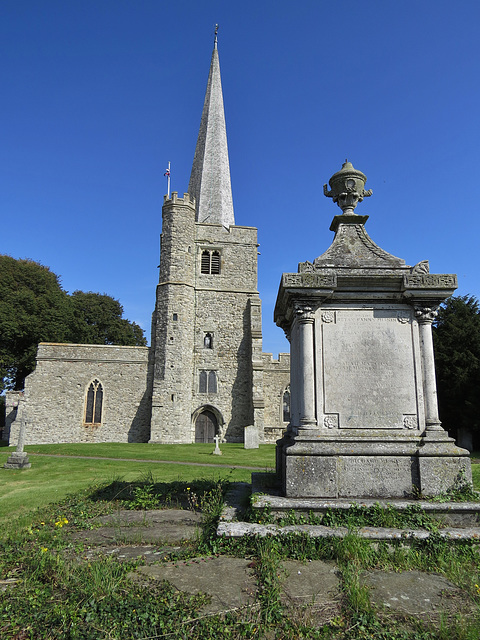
[294,302,317,429]
[415,305,442,431]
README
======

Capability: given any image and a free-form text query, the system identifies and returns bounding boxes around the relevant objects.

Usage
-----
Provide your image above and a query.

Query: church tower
[149,36,265,443]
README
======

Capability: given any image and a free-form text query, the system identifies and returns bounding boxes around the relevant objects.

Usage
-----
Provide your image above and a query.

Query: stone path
[70,509,202,545]
[66,506,474,624]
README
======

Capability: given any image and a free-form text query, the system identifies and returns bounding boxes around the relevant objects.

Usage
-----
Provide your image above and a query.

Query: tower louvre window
[84,379,103,425]
[200,249,221,275]
[201,251,211,274]
[211,251,220,274]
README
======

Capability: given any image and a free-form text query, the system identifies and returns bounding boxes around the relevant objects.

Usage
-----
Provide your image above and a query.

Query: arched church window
[204,332,213,349]
[282,385,291,423]
[200,250,221,275]
[84,379,103,425]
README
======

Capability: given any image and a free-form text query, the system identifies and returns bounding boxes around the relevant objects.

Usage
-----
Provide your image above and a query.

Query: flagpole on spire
[164,162,171,197]
[214,24,218,49]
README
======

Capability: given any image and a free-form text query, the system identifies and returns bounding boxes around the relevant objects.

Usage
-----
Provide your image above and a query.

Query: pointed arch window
[282,385,291,423]
[84,379,103,425]
[200,250,221,274]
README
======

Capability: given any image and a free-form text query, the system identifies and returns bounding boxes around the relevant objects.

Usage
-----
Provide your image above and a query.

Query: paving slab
[281,560,341,626]
[362,570,464,616]
[134,556,257,615]
[71,509,201,545]
[79,544,180,563]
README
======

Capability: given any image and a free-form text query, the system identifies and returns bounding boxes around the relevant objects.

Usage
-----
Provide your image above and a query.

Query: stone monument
[274,161,471,498]
[4,411,31,470]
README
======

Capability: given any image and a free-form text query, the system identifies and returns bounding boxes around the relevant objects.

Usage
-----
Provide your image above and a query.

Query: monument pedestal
[273,161,472,500]
[277,430,471,498]
[4,451,31,469]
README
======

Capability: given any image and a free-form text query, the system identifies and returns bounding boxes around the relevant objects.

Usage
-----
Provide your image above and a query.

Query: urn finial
[323,160,373,214]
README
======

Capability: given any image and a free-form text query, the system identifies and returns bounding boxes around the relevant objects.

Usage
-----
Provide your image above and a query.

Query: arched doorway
[195,409,218,443]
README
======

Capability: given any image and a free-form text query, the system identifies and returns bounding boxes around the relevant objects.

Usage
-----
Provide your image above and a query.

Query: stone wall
[8,343,150,445]
[262,352,290,442]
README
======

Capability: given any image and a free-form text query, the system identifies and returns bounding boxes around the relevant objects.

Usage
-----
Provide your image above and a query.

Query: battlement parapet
[163,192,196,208]
[262,352,290,369]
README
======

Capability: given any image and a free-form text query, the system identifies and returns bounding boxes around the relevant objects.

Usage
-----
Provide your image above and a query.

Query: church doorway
[195,410,217,443]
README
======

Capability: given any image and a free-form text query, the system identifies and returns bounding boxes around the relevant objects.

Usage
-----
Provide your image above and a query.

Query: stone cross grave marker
[213,435,222,456]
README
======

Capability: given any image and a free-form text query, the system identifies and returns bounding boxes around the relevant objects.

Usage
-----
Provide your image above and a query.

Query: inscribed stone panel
[322,308,417,428]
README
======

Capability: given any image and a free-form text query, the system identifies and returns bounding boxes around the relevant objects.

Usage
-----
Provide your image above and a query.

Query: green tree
[69,291,147,346]
[433,295,480,450]
[0,256,72,391]
[0,256,147,392]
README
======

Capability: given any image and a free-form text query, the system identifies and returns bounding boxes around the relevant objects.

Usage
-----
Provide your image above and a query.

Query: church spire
[188,31,235,228]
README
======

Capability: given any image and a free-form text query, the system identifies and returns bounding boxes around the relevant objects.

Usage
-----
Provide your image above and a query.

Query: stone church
[5,40,290,446]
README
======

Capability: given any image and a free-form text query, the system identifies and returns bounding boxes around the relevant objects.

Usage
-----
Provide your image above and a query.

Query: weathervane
[214,24,219,49]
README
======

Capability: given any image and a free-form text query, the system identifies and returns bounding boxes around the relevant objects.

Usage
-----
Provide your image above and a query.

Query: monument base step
[217,520,480,542]
[4,452,31,469]
[251,473,480,526]
[218,481,480,541]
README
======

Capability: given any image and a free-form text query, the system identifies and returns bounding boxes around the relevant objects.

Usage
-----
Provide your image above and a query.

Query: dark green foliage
[0,256,72,390]
[433,295,480,438]
[69,290,146,346]
[0,256,146,392]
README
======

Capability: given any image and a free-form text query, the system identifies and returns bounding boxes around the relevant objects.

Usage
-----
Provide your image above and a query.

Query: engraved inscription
[283,273,336,288]
[322,308,418,428]
[404,274,457,289]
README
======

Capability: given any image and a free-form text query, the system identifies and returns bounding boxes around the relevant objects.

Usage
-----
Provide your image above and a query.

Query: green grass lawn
[0,445,260,526]
[19,441,275,468]
[1,442,479,528]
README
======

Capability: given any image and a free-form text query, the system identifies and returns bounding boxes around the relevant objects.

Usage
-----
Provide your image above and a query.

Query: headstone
[274,161,471,498]
[212,434,222,455]
[4,415,31,469]
[244,425,259,449]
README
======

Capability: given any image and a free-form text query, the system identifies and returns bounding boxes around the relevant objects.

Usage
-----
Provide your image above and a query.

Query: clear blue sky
[2,1,479,356]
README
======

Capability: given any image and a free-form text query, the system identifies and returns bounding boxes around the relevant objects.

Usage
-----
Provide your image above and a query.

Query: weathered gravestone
[274,161,471,498]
